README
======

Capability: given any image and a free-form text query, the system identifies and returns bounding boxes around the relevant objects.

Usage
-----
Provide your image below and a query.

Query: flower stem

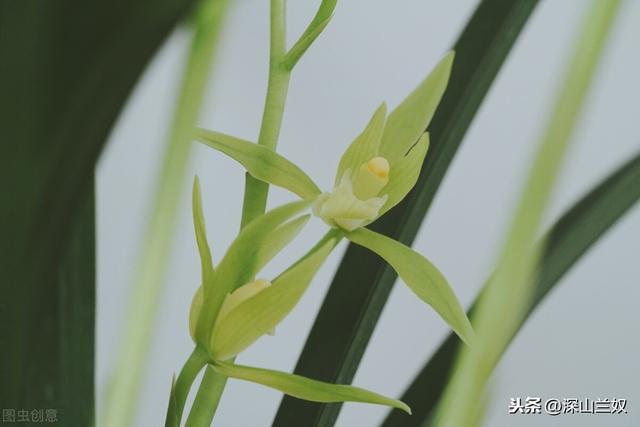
[184,365,228,427]
[241,0,290,228]
[186,0,292,425]
[172,346,209,422]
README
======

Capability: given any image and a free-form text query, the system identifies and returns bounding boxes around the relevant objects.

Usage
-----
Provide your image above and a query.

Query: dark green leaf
[382,150,640,427]
[0,0,194,424]
[272,0,541,425]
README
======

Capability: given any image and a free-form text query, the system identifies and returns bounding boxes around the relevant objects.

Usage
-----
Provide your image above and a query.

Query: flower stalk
[182,1,337,425]
[241,0,291,228]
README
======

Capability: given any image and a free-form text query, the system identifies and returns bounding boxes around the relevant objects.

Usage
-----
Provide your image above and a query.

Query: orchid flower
[194,52,474,346]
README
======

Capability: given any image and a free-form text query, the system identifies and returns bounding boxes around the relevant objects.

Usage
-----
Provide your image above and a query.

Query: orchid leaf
[0,0,197,422]
[336,103,387,185]
[347,227,474,345]
[379,52,453,164]
[192,176,214,283]
[211,361,410,414]
[211,234,338,360]
[283,0,338,70]
[380,133,430,215]
[196,129,321,200]
[195,201,309,345]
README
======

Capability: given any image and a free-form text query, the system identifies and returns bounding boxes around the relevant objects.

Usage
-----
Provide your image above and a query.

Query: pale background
[96,0,640,426]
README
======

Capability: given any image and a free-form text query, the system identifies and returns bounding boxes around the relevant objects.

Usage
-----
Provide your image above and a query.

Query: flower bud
[215,279,272,327]
[189,279,273,345]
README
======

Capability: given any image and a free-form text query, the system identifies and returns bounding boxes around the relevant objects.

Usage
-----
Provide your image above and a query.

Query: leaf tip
[398,400,412,415]
[193,175,201,194]
[434,50,455,84]
[377,101,388,118]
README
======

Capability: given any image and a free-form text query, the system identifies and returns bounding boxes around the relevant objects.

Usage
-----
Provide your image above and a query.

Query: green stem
[185,0,292,425]
[102,1,228,426]
[240,0,291,228]
[172,347,209,421]
[184,365,229,427]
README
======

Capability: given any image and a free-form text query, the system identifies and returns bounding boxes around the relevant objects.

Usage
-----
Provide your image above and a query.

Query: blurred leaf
[379,52,452,164]
[283,0,338,70]
[212,361,411,414]
[383,150,640,426]
[0,0,195,424]
[336,103,387,184]
[347,227,473,344]
[103,1,229,425]
[211,235,338,360]
[433,2,621,425]
[273,1,541,425]
[196,129,321,200]
[193,176,215,282]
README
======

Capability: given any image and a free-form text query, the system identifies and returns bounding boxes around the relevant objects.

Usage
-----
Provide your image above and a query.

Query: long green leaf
[104,1,229,425]
[347,228,473,344]
[196,128,321,200]
[383,150,640,426]
[211,235,338,360]
[433,3,621,425]
[0,0,195,424]
[212,361,411,414]
[273,1,541,425]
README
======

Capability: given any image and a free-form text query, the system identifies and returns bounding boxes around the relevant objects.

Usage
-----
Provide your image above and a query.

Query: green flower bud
[214,279,272,329]
[189,279,273,348]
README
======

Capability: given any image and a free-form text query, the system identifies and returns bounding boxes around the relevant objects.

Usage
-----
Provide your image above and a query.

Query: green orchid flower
[194,52,475,346]
[168,177,410,424]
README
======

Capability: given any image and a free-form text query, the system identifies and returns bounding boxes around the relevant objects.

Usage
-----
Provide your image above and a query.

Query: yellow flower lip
[367,157,390,179]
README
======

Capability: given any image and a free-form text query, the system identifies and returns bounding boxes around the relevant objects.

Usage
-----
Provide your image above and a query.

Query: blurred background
[96,0,640,425]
